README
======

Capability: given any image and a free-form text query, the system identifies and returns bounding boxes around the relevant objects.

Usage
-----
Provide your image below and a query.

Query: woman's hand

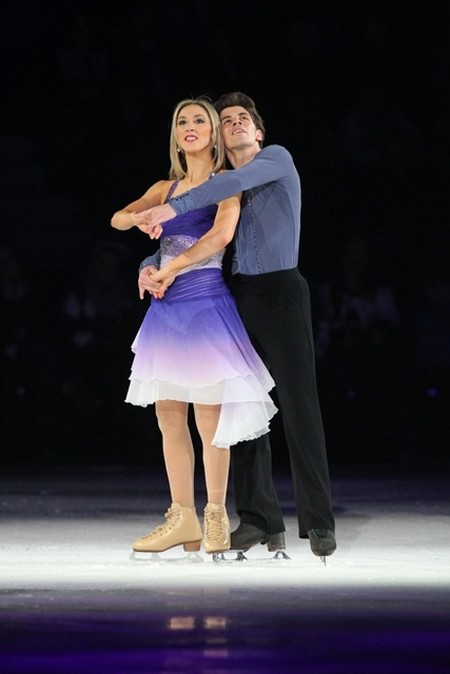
[138,265,162,300]
[135,204,177,239]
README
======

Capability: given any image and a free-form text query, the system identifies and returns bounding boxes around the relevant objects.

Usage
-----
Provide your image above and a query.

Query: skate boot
[266,531,286,552]
[307,529,336,564]
[203,503,230,554]
[132,503,202,553]
[230,522,286,552]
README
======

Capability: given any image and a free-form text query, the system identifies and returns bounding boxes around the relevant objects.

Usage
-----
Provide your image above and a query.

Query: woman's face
[176,104,213,156]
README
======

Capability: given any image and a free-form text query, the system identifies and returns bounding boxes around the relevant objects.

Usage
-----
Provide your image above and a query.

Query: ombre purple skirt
[125,267,277,448]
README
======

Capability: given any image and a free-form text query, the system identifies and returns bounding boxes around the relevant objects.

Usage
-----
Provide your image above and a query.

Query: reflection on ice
[1,470,450,673]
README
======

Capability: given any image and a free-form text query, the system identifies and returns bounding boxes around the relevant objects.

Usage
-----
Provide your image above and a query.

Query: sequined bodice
[160,183,223,274]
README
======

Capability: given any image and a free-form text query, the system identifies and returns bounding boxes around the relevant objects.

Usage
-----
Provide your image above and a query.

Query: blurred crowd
[1,1,448,469]
[2,230,449,470]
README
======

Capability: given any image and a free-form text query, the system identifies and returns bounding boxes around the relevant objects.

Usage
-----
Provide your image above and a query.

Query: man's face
[219,106,263,151]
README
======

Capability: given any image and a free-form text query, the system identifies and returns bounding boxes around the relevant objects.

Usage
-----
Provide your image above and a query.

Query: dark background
[1,0,449,474]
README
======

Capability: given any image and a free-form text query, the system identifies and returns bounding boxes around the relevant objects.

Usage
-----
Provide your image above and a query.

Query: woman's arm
[110,180,172,230]
[151,194,241,289]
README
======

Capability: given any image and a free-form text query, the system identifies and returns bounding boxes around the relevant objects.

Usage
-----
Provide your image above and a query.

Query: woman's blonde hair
[168,97,224,179]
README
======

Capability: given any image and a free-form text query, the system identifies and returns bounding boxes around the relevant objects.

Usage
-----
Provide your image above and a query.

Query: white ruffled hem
[212,400,277,448]
[125,376,277,449]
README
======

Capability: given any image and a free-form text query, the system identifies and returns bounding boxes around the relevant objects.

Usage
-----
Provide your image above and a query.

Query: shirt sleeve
[169,145,294,215]
[139,250,161,273]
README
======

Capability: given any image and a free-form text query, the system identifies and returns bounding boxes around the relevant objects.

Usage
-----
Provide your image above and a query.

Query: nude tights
[155,400,230,507]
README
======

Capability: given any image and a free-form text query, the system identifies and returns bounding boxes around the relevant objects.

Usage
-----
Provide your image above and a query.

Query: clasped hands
[134,203,176,239]
[138,265,176,300]
[135,204,178,299]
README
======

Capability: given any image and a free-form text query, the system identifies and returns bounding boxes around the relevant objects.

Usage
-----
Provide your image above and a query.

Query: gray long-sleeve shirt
[168,145,301,276]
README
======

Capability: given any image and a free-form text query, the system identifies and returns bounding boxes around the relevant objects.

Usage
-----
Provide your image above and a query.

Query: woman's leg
[194,404,230,504]
[156,400,195,507]
[132,400,201,553]
[194,403,231,553]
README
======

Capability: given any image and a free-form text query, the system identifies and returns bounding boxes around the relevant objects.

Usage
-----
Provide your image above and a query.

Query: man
[137,92,336,560]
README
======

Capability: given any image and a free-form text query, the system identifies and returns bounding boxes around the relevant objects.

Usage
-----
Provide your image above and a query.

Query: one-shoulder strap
[165,180,179,202]
[165,173,217,203]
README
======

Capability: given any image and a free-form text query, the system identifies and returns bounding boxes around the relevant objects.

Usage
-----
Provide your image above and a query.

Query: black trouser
[230,268,335,538]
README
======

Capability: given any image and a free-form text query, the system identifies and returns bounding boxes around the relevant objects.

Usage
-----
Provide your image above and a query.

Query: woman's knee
[156,401,188,433]
[194,404,220,439]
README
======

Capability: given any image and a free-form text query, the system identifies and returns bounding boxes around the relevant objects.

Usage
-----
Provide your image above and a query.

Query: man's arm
[136,146,293,234]
[169,145,292,215]
[138,251,161,299]
[139,251,161,272]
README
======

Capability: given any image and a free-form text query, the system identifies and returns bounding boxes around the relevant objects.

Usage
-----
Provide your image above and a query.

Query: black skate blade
[212,551,247,563]
[212,550,292,563]
[272,550,291,560]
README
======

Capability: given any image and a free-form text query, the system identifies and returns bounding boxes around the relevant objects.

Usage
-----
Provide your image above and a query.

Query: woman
[111,98,277,557]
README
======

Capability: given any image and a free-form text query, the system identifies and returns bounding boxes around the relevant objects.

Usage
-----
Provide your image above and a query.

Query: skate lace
[205,511,226,540]
[147,507,180,539]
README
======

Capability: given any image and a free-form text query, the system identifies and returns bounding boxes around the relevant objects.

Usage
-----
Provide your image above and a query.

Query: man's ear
[256,129,264,143]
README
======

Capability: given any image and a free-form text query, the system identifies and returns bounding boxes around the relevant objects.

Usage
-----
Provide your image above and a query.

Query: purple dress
[125,187,277,448]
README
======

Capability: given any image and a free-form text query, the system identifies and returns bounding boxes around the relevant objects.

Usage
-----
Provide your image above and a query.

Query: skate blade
[212,551,247,563]
[212,550,291,563]
[273,550,291,560]
[129,550,204,564]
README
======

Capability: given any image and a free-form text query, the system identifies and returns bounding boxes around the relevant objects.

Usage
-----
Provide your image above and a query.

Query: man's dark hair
[214,91,265,146]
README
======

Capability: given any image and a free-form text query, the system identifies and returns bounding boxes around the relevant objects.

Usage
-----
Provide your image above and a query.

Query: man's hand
[150,269,177,299]
[149,268,176,297]
[137,223,163,239]
[135,203,177,239]
[138,265,162,300]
